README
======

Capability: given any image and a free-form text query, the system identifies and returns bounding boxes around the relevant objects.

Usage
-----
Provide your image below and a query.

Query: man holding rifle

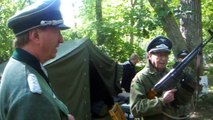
[130,36,195,120]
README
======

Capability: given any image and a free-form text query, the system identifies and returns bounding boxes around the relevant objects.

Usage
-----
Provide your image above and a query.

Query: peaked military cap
[8,0,69,36]
[146,36,172,53]
[176,49,189,58]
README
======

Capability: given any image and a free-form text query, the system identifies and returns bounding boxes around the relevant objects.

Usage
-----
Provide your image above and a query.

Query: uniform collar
[145,60,156,74]
[12,48,49,84]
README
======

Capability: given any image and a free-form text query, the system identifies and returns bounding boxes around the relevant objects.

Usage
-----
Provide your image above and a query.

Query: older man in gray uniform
[0,0,74,120]
[130,36,195,120]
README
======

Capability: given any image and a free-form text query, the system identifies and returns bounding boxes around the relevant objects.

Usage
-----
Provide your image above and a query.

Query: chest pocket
[141,73,161,96]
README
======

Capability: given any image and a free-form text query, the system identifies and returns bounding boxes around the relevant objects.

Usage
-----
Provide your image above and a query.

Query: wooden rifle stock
[148,89,158,99]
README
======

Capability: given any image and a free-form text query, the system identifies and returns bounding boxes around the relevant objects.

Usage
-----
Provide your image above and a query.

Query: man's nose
[59,33,64,43]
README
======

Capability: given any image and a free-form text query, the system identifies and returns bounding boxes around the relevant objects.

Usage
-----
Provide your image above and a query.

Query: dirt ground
[190,75,213,120]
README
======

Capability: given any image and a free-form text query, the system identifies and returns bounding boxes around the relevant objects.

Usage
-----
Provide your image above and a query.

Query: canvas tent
[44,38,123,120]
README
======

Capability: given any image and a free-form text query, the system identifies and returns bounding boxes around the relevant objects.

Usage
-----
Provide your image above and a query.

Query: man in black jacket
[121,53,140,92]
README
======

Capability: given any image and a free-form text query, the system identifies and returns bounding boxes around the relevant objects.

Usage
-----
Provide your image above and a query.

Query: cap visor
[56,24,70,30]
[150,48,171,54]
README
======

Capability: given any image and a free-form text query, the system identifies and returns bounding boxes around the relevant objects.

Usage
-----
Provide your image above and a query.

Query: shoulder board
[27,73,42,94]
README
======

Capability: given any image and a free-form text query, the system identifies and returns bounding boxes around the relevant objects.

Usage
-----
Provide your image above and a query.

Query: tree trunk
[96,0,104,45]
[180,0,203,76]
[148,0,203,76]
[148,0,186,54]
[148,0,203,87]
[129,0,137,44]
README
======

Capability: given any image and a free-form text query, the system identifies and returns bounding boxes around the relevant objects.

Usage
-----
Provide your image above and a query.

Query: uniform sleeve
[7,93,64,120]
[130,73,164,118]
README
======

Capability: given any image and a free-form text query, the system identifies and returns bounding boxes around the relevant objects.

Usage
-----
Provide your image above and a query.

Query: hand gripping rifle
[148,29,213,99]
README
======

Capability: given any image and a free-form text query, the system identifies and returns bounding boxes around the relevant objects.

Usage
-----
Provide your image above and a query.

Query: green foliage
[96,24,145,62]
[63,0,213,68]
[0,0,36,63]
[202,0,213,66]
[202,0,213,30]
[0,0,213,69]
[61,29,82,41]
[0,1,17,63]
[78,0,162,62]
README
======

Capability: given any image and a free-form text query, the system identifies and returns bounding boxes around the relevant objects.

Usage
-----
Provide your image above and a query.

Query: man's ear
[148,53,152,59]
[28,29,40,43]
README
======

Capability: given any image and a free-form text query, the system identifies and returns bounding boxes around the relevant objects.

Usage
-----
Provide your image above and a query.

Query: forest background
[0,0,213,119]
[0,0,213,71]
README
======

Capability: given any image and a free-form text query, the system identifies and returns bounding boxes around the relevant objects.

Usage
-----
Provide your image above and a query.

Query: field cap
[177,49,189,58]
[146,36,172,54]
[7,0,69,36]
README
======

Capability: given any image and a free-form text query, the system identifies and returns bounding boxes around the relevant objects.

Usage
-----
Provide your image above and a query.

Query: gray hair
[130,53,140,60]
[13,32,30,48]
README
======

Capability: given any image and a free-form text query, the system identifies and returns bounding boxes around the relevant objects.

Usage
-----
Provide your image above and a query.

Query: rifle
[148,29,213,99]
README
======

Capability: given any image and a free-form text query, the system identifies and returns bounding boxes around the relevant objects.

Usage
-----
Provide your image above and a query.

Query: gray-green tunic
[0,57,69,120]
[130,62,194,120]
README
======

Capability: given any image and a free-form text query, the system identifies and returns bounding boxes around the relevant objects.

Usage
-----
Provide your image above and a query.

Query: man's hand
[162,89,177,103]
[68,114,75,120]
